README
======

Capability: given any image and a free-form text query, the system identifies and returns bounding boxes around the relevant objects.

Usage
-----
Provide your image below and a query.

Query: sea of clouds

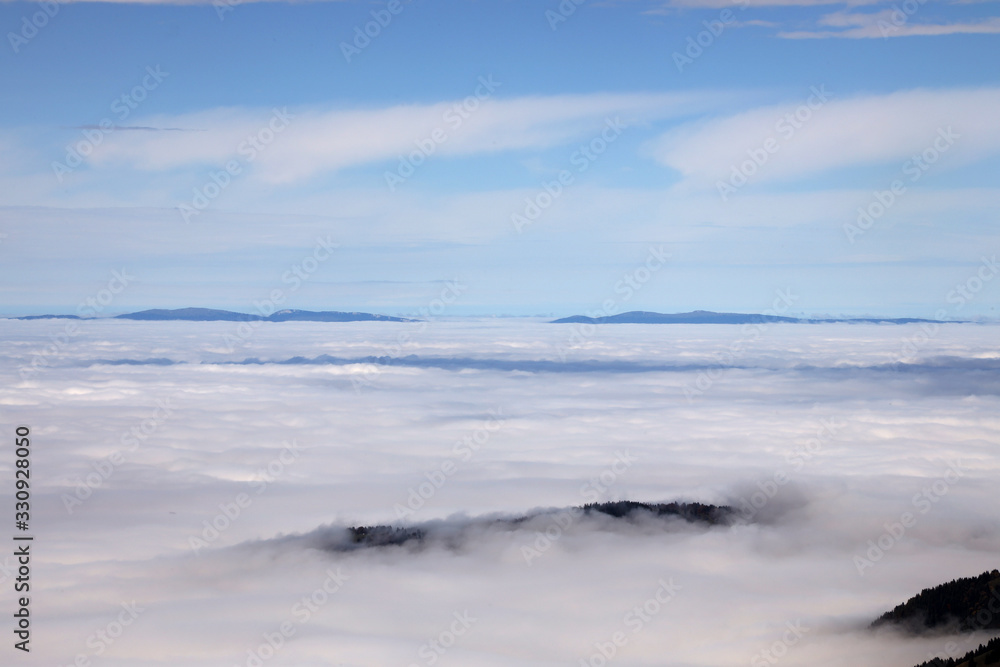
[1,318,998,666]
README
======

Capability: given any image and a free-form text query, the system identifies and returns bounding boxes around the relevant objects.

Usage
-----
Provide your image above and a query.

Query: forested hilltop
[873,570,1000,634]
[867,570,1000,667]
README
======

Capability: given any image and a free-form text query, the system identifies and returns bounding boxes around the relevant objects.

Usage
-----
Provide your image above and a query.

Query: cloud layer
[2,320,998,664]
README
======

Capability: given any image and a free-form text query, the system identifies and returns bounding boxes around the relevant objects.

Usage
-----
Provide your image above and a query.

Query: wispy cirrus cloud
[651,0,1000,39]
[660,0,881,7]
[68,125,198,132]
[652,87,1000,190]
[780,9,1000,38]
[0,0,347,4]
[83,92,728,184]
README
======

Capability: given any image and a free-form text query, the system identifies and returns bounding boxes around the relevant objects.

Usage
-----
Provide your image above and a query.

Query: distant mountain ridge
[12,308,416,322]
[8,308,963,324]
[551,310,955,324]
[117,308,262,321]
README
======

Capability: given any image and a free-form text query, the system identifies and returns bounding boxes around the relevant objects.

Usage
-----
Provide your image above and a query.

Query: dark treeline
[911,635,1000,667]
[579,500,732,525]
[873,570,1000,634]
[868,569,1000,667]
[334,500,734,551]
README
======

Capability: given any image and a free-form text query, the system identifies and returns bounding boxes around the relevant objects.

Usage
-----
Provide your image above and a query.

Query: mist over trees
[867,570,1000,667]
[873,570,1000,634]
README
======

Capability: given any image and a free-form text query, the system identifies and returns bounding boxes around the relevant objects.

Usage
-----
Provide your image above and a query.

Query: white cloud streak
[86,92,724,185]
[780,10,1000,38]
[653,87,1000,190]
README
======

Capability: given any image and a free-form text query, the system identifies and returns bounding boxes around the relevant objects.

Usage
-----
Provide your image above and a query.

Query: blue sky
[1,0,998,317]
